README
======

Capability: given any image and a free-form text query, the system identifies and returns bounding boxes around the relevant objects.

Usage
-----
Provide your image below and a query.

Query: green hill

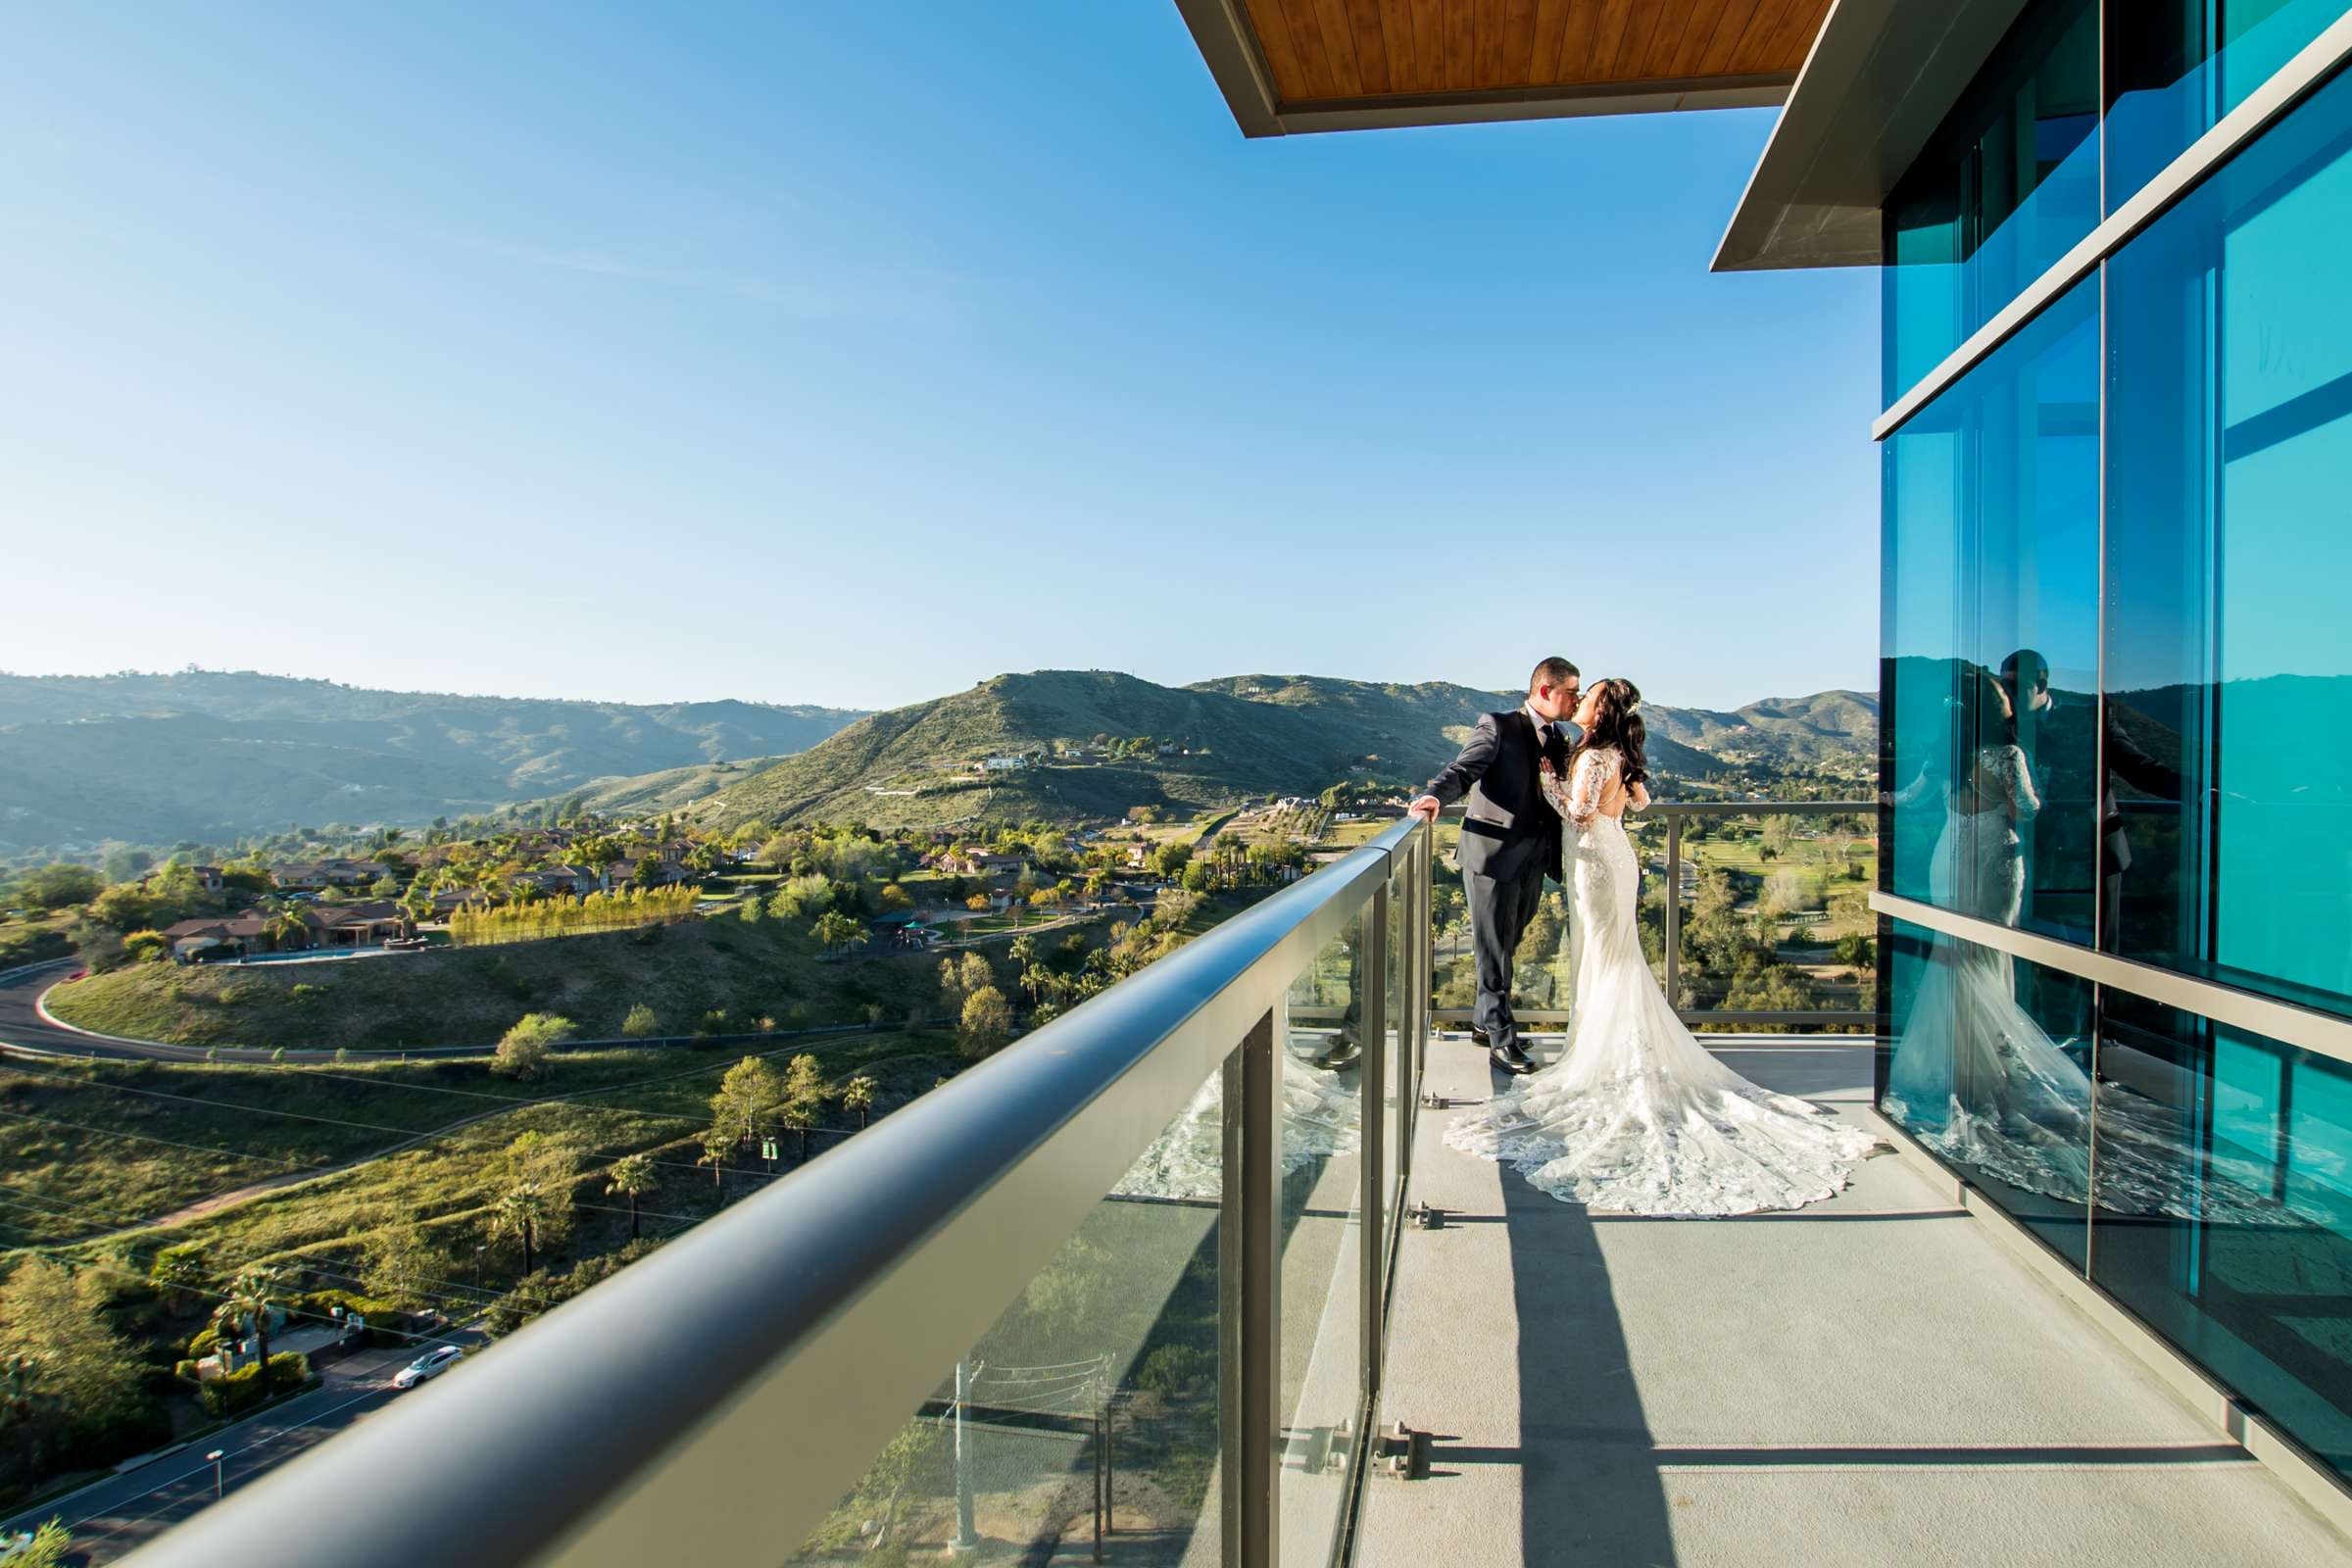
[0,669,861,854]
[1639,689,1879,774]
[698,669,1761,830]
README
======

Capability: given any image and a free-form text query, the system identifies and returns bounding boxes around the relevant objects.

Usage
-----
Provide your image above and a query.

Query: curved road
[0,959,161,1059]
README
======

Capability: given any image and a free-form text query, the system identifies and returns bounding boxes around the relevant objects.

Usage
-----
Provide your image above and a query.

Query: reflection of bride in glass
[1114,984,1363,1201]
[1884,662,2292,1222]
[1883,662,2075,1167]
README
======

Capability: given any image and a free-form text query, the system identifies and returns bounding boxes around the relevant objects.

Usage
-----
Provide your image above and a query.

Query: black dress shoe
[1309,1037,1361,1071]
[1490,1043,1537,1076]
[1470,1027,1492,1048]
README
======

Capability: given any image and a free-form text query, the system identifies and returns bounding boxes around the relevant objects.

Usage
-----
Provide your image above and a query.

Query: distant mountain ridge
[0,669,862,854]
[697,670,1872,830]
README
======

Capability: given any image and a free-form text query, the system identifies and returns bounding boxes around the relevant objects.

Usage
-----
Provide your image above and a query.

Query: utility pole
[952,1358,978,1552]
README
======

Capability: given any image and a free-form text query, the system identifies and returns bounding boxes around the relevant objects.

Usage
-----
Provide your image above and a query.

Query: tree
[619,1003,661,1039]
[760,835,795,875]
[366,1224,443,1315]
[19,863,101,910]
[964,893,992,912]
[957,951,993,998]
[1006,934,1038,971]
[147,1244,208,1310]
[811,911,867,956]
[703,1055,784,1195]
[878,882,913,911]
[88,883,157,932]
[494,1012,575,1080]
[605,1153,658,1241]
[843,1074,877,1130]
[265,905,311,953]
[781,1054,825,1160]
[494,1182,553,1276]
[121,929,169,964]
[214,1265,289,1396]
[958,987,1012,1058]
[631,857,663,890]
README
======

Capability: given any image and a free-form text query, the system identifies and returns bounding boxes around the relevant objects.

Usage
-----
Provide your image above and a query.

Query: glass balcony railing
[136,818,1436,1567]
[1430,800,1879,1034]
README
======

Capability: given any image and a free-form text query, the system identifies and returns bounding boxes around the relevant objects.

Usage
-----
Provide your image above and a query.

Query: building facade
[1848,0,2352,1494]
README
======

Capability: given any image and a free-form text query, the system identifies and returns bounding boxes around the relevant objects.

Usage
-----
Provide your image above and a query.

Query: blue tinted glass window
[2092,991,2352,1484]
[1882,279,2099,945]
[2106,0,2350,211]
[2104,63,2352,1018]
[1883,0,2100,402]
[1880,917,2094,1266]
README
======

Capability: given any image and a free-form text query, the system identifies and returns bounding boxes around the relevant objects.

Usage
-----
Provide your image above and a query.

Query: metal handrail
[133,819,1427,1568]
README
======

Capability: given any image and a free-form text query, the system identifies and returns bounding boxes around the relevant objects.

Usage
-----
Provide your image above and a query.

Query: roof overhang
[1174,0,1833,138]
[1711,0,2031,270]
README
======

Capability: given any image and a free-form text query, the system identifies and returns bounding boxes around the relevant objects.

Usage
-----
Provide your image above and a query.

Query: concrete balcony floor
[1359,1035,2350,1568]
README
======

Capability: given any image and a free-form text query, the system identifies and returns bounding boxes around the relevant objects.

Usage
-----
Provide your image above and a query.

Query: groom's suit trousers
[1465,863,1545,1053]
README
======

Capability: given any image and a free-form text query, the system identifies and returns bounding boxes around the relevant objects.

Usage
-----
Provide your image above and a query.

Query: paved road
[1,1327,486,1562]
[0,959,154,1059]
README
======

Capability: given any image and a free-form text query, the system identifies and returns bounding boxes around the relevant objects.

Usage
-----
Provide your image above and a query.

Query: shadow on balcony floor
[1356,1036,2350,1568]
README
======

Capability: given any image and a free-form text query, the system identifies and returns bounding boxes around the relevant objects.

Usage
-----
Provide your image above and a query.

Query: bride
[1445,677,1878,1216]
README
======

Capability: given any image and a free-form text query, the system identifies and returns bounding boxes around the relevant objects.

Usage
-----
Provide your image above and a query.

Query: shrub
[199,1351,311,1416]
[494,1012,575,1079]
[289,983,328,1002]
[121,929,169,963]
[186,1325,220,1359]
[695,1009,729,1037]
[619,1003,660,1039]
[1137,1344,1213,1398]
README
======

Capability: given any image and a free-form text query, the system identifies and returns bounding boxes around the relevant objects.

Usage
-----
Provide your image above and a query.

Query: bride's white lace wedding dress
[1445,746,1878,1215]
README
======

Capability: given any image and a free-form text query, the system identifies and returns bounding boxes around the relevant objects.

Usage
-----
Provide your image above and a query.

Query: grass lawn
[1316,815,1402,850]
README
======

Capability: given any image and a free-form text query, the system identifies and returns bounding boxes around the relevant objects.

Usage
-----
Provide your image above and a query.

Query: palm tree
[605,1154,658,1241]
[842,1075,877,1131]
[494,1183,552,1276]
[217,1265,288,1397]
[263,906,310,954]
[1006,934,1038,972]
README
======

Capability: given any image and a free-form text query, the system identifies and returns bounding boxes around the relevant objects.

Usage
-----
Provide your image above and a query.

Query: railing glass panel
[1277,892,1369,1566]
[785,1054,1233,1565]
[1659,808,1878,1029]
[1880,916,2095,1268]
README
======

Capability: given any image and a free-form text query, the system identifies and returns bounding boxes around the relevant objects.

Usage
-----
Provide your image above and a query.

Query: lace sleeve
[1562,749,1613,826]
[1993,745,2041,822]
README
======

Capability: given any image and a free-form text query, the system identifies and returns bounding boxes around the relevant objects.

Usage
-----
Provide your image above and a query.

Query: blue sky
[0,2,1879,714]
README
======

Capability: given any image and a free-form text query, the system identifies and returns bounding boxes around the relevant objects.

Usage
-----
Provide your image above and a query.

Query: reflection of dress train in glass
[1113,1050,1360,1200]
[1446,747,1878,1216]
[1885,746,2300,1222]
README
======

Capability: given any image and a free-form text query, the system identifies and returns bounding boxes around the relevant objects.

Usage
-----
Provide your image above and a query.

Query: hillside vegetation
[44,913,938,1051]
[700,669,1741,830]
[0,668,861,853]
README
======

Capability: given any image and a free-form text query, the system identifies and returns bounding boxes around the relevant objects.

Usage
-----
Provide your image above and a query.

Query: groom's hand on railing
[1408,795,1442,823]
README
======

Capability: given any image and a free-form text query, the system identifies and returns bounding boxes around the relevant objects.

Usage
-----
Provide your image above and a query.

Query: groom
[1410,658,1578,1076]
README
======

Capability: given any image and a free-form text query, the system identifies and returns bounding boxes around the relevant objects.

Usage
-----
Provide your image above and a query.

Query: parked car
[391,1347,464,1389]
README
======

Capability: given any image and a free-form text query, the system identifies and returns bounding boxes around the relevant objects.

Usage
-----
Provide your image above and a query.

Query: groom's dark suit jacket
[1424,710,1572,885]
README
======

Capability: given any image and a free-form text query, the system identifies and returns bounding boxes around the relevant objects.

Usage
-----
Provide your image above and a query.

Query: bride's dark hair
[1578,678,1648,789]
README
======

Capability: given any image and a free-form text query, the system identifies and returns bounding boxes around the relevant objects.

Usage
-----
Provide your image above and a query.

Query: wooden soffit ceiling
[1175,0,1837,136]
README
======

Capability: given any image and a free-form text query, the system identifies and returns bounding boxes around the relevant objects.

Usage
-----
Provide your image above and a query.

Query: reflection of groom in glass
[1410,659,1578,1077]
[1999,650,2183,949]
